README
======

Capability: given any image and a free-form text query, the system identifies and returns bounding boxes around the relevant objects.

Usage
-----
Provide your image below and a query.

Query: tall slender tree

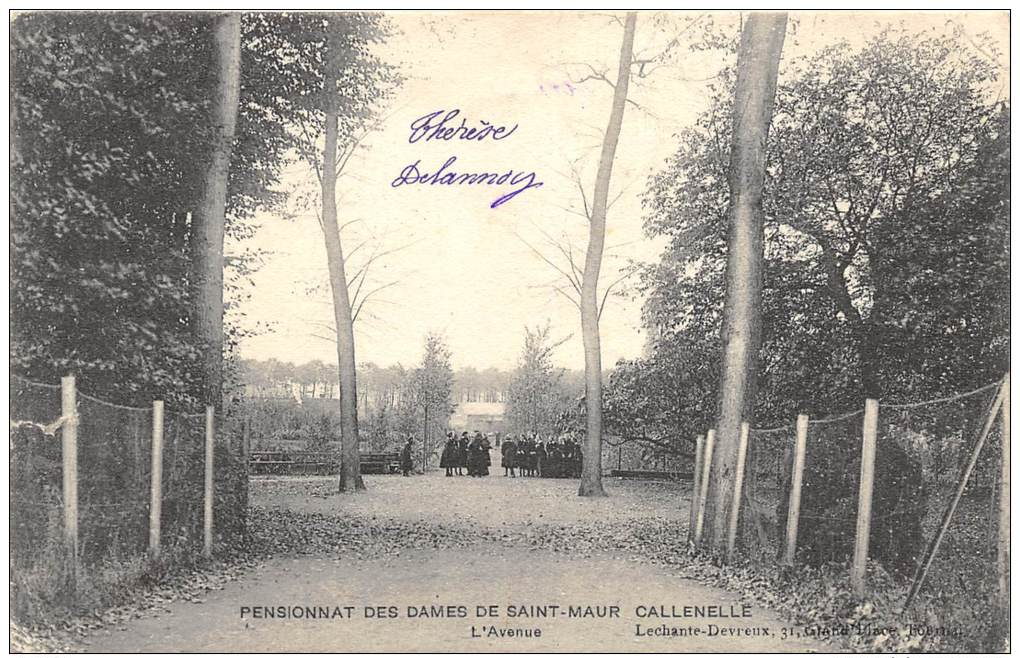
[191,13,242,410]
[702,12,787,553]
[321,23,365,492]
[280,13,394,491]
[577,12,637,497]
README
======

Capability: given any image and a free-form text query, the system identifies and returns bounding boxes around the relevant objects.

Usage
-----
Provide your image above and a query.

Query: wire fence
[793,410,867,566]
[877,384,1003,616]
[604,438,694,478]
[694,374,1009,642]
[10,374,247,614]
[741,423,794,561]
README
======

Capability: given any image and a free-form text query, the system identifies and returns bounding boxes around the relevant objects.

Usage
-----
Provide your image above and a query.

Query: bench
[250,451,402,475]
[250,451,338,476]
[609,469,694,481]
[360,452,401,475]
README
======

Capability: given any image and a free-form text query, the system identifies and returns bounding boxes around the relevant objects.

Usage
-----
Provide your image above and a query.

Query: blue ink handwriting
[408,109,518,144]
[391,156,544,209]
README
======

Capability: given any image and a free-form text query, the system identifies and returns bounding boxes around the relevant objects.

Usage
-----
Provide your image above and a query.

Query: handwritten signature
[395,110,543,208]
[391,156,543,209]
[408,109,518,144]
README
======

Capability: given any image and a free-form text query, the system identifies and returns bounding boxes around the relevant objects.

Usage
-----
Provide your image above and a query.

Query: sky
[230,10,1009,372]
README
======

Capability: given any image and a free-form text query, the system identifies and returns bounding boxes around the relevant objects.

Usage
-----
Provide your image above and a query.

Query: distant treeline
[236,358,583,405]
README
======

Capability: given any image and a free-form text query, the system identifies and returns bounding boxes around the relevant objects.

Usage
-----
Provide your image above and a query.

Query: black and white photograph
[8,7,1011,653]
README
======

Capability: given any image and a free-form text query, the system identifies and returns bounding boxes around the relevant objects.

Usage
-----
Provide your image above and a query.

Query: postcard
[8,8,1010,654]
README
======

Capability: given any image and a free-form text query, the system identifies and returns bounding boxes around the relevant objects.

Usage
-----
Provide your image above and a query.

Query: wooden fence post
[996,372,1010,610]
[783,414,809,566]
[148,400,164,560]
[60,375,78,593]
[726,422,750,561]
[689,434,705,543]
[851,399,879,597]
[203,406,214,559]
[242,415,251,513]
[902,379,1006,611]
[694,429,715,546]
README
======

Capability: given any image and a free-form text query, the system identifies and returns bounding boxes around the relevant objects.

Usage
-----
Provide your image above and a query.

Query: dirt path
[84,545,824,653]
[81,466,829,652]
[249,466,690,527]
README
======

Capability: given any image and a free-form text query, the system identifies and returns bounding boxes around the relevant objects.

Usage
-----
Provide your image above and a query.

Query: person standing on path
[480,432,492,476]
[400,437,414,476]
[467,431,491,477]
[456,432,469,475]
[501,436,518,477]
[440,432,457,477]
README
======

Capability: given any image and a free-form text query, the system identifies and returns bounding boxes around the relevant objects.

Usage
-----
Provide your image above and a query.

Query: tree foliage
[410,332,455,457]
[9,12,346,408]
[631,27,1009,437]
[505,323,573,436]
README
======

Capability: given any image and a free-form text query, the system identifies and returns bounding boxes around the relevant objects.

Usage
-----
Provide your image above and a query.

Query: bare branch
[598,269,634,320]
[630,13,709,75]
[552,285,582,311]
[345,238,373,264]
[566,62,615,90]
[607,189,626,211]
[563,235,584,284]
[623,95,661,120]
[338,218,363,234]
[548,202,592,221]
[529,221,584,286]
[353,281,399,323]
[605,238,641,253]
[515,232,582,295]
[574,175,592,220]
[349,253,371,312]
[347,237,421,315]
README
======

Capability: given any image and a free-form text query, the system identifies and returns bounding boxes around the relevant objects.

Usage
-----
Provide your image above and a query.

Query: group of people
[439,431,493,477]
[500,435,582,479]
[436,431,583,479]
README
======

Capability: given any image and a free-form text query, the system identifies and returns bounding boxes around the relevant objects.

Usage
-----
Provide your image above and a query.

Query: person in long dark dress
[400,437,414,476]
[514,436,527,476]
[480,433,492,475]
[456,432,469,475]
[527,436,539,476]
[466,433,480,476]
[501,437,518,477]
[440,432,457,477]
[467,432,490,477]
[565,437,581,477]
[521,436,537,476]
[546,441,562,478]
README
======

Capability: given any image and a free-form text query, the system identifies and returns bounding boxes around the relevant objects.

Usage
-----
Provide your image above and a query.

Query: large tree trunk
[703,12,787,553]
[191,13,241,409]
[819,245,883,400]
[322,29,365,493]
[577,12,637,497]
